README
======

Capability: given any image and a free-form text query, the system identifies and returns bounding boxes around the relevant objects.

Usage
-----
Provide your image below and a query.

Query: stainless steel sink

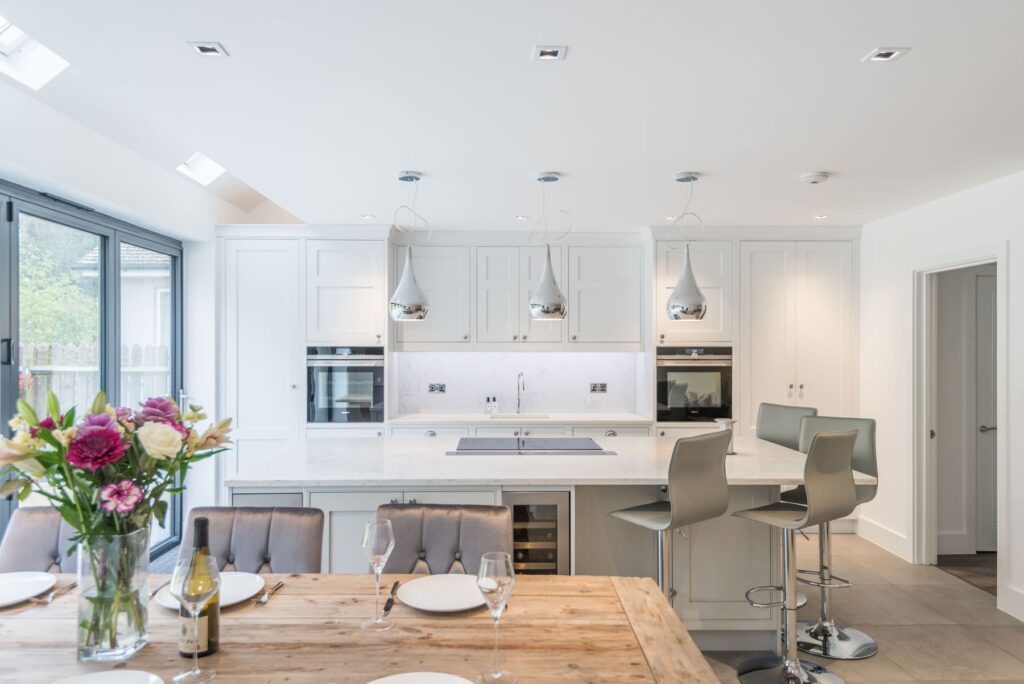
[489,413,549,420]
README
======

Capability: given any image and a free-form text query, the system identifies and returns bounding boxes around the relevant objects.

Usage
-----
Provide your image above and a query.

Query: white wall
[859,169,1022,618]
[393,352,642,415]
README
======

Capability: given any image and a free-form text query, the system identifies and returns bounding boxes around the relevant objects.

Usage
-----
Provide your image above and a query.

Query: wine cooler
[501,491,570,575]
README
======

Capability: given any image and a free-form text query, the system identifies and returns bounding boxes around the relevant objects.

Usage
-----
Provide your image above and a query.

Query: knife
[381,580,400,617]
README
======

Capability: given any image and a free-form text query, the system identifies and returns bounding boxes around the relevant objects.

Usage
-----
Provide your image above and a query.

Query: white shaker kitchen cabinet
[389,427,472,438]
[572,426,652,438]
[222,239,302,478]
[306,240,385,346]
[520,245,564,343]
[655,241,733,344]
[475,425,570,437]
[310,491,402,572]
[394,245,471,344]
[403,490,498,505]
[567,246,642,343]
[476,247,519,343]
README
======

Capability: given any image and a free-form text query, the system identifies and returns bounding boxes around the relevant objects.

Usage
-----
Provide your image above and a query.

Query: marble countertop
[387,412,653,426]
[225,435,878,488]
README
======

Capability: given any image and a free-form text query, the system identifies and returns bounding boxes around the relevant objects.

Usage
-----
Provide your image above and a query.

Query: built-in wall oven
[656,346,732,422]
[501,491,570,575]
[307,347,384,423]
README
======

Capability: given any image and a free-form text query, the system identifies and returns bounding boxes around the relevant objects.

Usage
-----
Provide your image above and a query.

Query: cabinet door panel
[656,241,733,343]
[572,426,651,438]
[403,490,498,505]
[477,247,519,342]
[739,242,796,435]
[520,246,564,343]
[395,245,471,343]
[390,427,472,438]
[310,491,401,572]
[475,426,523,437]
[520,425,569,437]
[568,247,641,343]
[794,242,854,416]
[306,240,384,345]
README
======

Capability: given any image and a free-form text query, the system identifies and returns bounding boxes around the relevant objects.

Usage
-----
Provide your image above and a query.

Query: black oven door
[656,362,732,422]
[307,362,384,423]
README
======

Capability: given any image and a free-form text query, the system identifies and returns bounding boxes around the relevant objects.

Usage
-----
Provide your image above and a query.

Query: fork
[30,581,77,606]
[252,580,284,606]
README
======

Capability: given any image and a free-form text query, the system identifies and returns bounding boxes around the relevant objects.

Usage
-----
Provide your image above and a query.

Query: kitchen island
[225,434,876,651]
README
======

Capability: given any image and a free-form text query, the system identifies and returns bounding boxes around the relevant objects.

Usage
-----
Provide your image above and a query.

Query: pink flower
[81,413,117,429]
[136,397,180,425]
[66,424,129,472]
[113,405,133,423]
[99,480,143,514]
[29,416,59,439]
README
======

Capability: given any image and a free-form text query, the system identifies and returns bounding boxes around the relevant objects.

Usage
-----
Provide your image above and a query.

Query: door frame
[912,242,1008,592]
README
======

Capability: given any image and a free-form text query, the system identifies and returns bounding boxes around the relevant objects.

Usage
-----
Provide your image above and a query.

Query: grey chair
[376,503,512,575]
[734,430,859,684]
[179,507,324,573]
[782,416,879,661]
[610,430,732,602]
[757,402,819,451]
[0,506,78,573]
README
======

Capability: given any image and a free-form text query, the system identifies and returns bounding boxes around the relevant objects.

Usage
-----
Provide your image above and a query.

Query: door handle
[0,339,10,365]
[979,425,997,433]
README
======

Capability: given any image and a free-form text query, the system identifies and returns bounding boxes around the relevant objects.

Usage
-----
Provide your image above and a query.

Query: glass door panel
[119,243,173,406]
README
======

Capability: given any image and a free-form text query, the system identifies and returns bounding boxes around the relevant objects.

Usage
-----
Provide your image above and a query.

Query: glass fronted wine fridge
[501,491,569,575]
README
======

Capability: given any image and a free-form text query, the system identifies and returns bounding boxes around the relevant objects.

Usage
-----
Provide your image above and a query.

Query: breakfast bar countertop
[225,435,878,488]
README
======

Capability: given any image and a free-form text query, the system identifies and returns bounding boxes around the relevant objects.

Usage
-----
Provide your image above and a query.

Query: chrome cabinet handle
[788,383,794,390]
[513,430,519,436]
[799,383,804,390]
[659,430,666,436]
[523,430,530,436]
[376,431,382,437]
[659,334,665,340]
[463,334,469,340]
[376,334,382,341]
[513,335,518,341]
[571,335,578,341]
[522,335,527,340]
[425,430,437,437]
[407,498,417,504]
[979,425,997,433]
[605,430,617,437]
[388,498,398,504]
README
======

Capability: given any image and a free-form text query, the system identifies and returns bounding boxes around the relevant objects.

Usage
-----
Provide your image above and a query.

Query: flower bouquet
[0,391,232,661]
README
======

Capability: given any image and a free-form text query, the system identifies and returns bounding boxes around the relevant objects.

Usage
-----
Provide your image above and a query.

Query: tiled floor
[938,553,998,596]
[706,534,1024,683]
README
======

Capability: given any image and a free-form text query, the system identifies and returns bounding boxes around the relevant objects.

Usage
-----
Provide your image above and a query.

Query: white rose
[137,422,183,460]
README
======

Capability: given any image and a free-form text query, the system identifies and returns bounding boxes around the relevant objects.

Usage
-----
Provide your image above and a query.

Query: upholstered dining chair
[179,507,324,574]
[376,503,513,575]
[0,506,78,573]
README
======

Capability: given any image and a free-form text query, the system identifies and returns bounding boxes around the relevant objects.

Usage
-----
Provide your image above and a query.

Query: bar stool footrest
[796,570,853,589]
[744,585,786,609]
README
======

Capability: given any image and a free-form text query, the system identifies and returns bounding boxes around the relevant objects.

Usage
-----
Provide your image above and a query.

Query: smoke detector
[536,171,561,183]
[800,172,830,185]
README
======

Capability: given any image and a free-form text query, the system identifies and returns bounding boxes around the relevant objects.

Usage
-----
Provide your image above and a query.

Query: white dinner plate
[368,674,474,684]
[155,571,265,610]
[0,571,56,608]
[53,671,164,684]
[396,574,485,613]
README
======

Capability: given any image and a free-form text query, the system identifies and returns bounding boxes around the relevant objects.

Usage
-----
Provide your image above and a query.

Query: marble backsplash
[393,352,643,415]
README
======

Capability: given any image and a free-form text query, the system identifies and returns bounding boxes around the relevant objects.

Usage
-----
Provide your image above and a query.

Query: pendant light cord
[670,179,705,242]
[528,181,573,245]
[393,177,433,240]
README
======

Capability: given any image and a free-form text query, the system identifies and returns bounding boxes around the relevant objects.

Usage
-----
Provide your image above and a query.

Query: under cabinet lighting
[176,151,226,186]
[0,15,69,90]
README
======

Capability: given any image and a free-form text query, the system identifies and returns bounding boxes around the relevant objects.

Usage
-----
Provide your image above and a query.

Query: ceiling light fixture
[0,15,69,90]
[188,41,229,57]
[176,151,226,186]
[389,171,431,321]
[666,172,708,321]
[514,215,529,221]
[814,214,829,220]
[665,216,676,221]
[528,172,570,320]
[533,45,567,61]
[361,214,376,220]
[800,171,830,185]
[862,47,910,63]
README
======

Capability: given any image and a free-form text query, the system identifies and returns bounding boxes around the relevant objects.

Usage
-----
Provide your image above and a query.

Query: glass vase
[77,527,150,662]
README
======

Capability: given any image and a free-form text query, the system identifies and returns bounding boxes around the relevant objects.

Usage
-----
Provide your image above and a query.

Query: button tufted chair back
[377,504,513,575]
[0,506,78,573]
[179,507,324,574]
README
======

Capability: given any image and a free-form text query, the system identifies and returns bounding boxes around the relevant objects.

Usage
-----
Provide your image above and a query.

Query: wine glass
[362,519,396,631]
[169,555,222,684]
[477,551,516,683]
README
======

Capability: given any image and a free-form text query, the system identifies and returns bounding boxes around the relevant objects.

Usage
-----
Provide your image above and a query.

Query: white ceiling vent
[188,41,229,57]
[862,47,910,63]
[533,45,567,61]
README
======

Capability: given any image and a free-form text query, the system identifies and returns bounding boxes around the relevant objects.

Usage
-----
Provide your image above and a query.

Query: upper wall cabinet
[568,246,642,343]
[655,241,733,344]
[476,246,564,344]
[306,240,385,346]
[393,245,471,344]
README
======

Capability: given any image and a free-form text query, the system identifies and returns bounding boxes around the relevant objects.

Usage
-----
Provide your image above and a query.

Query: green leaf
[0,478,30,498]
[63,407,76,429]
[89,391,108,416]
[36,430,61,450]
[17,484,32,501]
[16,399,39,427]
[46,390,61,422]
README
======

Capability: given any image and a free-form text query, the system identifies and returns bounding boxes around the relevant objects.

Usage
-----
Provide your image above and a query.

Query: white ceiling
[4,0,1024,230]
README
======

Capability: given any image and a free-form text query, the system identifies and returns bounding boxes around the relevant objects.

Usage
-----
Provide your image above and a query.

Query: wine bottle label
[180,615,210,653]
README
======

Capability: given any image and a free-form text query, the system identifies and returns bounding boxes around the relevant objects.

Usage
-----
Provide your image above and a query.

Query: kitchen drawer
[231,492,304,508]
[403,490,498,505]
[307,427,384,439]
[390,427,472,438]
[474,425,570,437]
[571,426,651,438]
[656,426,720,439]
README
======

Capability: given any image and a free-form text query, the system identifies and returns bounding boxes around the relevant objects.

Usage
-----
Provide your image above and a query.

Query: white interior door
[975,274,997,552]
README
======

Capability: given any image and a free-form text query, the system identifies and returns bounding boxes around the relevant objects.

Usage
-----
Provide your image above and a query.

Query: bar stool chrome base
[796,619,879,660]
[739,658,844,684]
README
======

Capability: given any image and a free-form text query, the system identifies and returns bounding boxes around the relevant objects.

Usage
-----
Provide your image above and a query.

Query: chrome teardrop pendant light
[528,172,569,320]
[388,171,430,321]
[667,172,708,321]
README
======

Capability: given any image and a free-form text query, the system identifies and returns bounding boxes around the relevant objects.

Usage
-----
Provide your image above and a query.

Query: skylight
[176,151,227,186]
[0,15,69,90]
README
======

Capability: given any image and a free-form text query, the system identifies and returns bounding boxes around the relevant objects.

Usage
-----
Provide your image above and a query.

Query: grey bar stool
[610,430,732,601]
[757,402,819,451]
[783,417,879,660]
[734,430,859,684]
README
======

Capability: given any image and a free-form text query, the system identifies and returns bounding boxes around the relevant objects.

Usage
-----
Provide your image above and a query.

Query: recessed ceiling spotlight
[176,151,226,186]
[665,216,677,221]
[533,45,567,61]
[188,41,229,57]
[814,214,829,220]
[800,171,830,185]
[862,47,910,63]
[361,214,376,220]
[514,215,529,221]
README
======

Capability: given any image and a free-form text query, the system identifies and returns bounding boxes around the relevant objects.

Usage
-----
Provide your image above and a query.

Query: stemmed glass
[477,551,516,683]
[169,555,222,684]
[362,519,396,631]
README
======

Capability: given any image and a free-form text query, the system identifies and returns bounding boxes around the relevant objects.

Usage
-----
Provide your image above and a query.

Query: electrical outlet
[428,383,446,394]
[590,383,607,393]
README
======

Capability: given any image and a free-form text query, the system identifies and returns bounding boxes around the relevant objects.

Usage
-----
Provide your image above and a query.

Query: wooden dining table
[0,573,717,683]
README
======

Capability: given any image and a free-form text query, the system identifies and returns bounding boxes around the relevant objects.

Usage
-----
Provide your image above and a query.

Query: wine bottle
[179,517,221,657]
